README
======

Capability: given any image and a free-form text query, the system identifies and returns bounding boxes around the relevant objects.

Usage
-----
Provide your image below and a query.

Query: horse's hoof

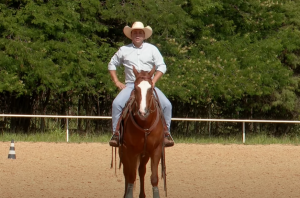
[153,186,160,198]
[125,183,134,198]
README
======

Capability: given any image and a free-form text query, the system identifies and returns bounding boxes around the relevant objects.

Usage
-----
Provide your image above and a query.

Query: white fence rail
[1,114,300,143]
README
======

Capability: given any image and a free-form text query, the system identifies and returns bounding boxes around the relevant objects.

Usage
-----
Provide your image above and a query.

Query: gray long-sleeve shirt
[108,42,167,83]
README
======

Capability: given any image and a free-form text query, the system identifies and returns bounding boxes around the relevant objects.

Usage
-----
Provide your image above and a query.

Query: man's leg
[154,87,174,147]
[109,83,134,147]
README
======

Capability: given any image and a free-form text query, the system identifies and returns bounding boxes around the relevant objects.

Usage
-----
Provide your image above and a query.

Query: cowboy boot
[164,131,174,147]
[109,115,123,147]
[109,131,120,147]
[163,124,174,147]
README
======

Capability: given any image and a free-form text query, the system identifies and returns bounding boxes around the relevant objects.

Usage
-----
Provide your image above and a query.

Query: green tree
[1,0,300,136]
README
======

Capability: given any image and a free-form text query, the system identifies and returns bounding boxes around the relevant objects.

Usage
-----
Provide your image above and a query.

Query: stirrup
[109,132,120,147]
[164,132,174,147]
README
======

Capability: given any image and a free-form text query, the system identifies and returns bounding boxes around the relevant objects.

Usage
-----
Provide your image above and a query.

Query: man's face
[131,29,145,47]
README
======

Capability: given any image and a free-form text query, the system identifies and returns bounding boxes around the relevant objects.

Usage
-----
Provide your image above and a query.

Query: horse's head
[133,66,155,117]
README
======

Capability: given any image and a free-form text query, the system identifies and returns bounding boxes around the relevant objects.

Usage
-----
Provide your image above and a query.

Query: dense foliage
[0,0,300,136]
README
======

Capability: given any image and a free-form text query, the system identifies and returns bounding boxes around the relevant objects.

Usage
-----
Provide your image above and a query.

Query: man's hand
[152,81,156,88]
[152,70,163,88]
[115,81,126,90]
[109,70,125,90]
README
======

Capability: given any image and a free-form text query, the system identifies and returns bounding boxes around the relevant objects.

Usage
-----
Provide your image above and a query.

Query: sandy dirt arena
[1,142,300,198]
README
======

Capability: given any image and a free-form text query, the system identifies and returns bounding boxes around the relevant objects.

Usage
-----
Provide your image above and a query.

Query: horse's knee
[139,166,146,176]
[150,175,158,186]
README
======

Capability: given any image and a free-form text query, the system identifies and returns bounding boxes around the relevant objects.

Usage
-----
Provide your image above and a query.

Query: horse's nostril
[139,111,145,116]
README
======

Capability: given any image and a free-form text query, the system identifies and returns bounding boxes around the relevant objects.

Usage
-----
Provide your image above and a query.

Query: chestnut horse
[119,66,167,198]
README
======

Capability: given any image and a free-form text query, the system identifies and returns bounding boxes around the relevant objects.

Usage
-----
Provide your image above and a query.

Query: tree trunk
[60,92,67,129]
[9,92,37,133]
[40,88,51,132]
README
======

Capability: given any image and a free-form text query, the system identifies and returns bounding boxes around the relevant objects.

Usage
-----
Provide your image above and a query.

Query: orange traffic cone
[8,139,16,159]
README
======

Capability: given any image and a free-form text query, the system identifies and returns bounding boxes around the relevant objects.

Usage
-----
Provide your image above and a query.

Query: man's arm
[108,48,126,90]
[152,46,166,87]
[152,71,163,87]
[110,70,126,90]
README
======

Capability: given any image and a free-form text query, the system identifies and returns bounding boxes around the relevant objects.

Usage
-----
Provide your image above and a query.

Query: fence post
[66,118,69,142]
[243,122,245,144]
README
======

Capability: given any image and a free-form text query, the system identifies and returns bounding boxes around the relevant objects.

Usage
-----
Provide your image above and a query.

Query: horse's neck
[130,96,160,132]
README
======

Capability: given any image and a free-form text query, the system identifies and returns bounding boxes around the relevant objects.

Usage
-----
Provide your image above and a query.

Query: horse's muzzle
[138,109,149,118]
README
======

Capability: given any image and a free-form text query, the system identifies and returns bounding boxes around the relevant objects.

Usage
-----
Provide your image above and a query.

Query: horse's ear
[149,66,156,77]
[133,66,139,77]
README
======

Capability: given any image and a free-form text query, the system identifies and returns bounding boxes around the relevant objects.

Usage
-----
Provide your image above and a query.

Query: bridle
[131,76,159,130]
[130,95,160,132]
[129,76,161,156]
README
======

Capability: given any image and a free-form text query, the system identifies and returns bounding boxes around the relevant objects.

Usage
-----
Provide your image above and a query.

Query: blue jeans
[112,83,172,132]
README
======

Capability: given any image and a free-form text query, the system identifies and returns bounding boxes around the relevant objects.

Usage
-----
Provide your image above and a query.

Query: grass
[173,133,300,145]
[1,130,300,145]
[242,133,300,145]
[0,130,111,143]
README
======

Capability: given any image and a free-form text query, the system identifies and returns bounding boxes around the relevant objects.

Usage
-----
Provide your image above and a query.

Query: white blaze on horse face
[138,81,151,115]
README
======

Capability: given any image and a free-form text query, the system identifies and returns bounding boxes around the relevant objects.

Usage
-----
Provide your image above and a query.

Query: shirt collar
[132,42,144,49]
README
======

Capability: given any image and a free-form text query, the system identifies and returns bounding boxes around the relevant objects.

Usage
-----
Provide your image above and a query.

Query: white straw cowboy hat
[123,21,153,39]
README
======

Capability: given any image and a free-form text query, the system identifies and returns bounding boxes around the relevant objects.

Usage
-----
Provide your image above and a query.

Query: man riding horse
[108,21,174,147]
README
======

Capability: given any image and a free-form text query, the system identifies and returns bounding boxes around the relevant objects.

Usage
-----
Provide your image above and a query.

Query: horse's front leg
[123,171,135,198]
[123,151,138,198]
[139,155,150,198]
[125,183,134,198]
[123,179,128,198]
[150,149,162,198]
